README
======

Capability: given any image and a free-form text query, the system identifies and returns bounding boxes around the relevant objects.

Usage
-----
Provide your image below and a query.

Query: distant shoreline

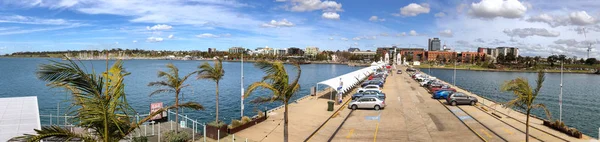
[415,66,596,74]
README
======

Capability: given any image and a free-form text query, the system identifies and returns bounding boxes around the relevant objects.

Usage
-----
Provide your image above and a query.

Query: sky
[0,0,599,58]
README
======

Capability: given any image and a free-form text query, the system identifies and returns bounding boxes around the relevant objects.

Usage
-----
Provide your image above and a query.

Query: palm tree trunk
[526,109,530,142]
[175,92,179,133]
[215,82,219,123]
[284,100,289,142]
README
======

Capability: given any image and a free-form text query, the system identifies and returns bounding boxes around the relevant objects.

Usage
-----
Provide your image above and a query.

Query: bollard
[144,125,147,136]
[204,124,207,142]
[232,134,235,142]
[246,138,248,142]
[218,129,221,142]
[158,122,161,142]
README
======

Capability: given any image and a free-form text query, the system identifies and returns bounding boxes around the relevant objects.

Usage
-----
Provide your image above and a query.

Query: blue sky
[1,0,600,58]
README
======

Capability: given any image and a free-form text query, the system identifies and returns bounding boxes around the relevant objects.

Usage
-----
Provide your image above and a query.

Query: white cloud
[435,12,446,17]
[196,33,219,38]
[328,37,334,40]
[286,0,343,12]
[146,24,172,30]
[368,16,385,22]
[132,40,138,43]
[396,3,430,17]
[526,13,559,27]
[341,37,348,41]
[261,19,295,28]
[146,37,164,42]
[474,38,486,43]
[503,28,560,38]
[439,29,453,37]
[469,0,527,19]
[569,11,597,26]
[0,15,73,25]
[322,12,340,20]
[0,24,81,35]
[380,33,389,36]
[409,30,418,36]
[554,39,578,46]
[401,32,407,36]
[168,34,174,39]
[352,37,361,41]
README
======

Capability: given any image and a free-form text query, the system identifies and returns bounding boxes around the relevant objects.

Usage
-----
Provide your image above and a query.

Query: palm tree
[197,58,225,124]
[501,70,551,142]
[244,61,301,142]
[148,63,202,133]
[15,59,203,142]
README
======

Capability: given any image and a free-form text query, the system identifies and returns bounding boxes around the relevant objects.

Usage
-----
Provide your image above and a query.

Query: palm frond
[149,88,176,96]
[531,103,552,120]
[178,101,205,110]
[244,82,279,98]
[13,125,97,142]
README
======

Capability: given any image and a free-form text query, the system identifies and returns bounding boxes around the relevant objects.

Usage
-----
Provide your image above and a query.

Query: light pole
[559,57,563,122]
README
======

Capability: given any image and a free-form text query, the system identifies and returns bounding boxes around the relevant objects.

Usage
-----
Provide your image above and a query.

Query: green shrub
[241,116,252,124]
[132,136,148,142]
[256,110,265,118]
[162,130,191,142]
[208,120,226,127]
[229,119,242,129]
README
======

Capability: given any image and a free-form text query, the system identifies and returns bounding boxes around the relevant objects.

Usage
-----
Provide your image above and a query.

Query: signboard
[150,102,163,120]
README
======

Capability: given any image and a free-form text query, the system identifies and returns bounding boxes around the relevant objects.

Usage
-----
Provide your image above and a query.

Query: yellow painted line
[373,122,380,142]
[346,128,355,138]
[480,129,493,139]
[502,127,514,135]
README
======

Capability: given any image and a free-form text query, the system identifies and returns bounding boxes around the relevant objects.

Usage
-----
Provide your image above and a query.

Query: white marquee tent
[316,63,385,98]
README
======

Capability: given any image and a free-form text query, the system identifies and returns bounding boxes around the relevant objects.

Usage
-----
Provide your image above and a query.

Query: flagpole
[560,58,563,122]
[241,53,244,118]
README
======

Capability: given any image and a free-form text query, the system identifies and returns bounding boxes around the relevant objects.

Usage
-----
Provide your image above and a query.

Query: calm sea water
[0,58,361,125]
[423,68,600,138]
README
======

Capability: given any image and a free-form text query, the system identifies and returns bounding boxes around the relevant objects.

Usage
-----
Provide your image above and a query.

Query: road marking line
[503,127,514,135]
[373,122,380,142]
[346,128,355,138]
[480,129,493,139]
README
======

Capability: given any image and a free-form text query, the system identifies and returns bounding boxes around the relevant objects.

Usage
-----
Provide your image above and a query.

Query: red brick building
[425,51,457,61]
[458,52,486,63]
[398,48,425,61]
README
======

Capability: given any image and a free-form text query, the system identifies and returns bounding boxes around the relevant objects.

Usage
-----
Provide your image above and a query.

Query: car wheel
[374,105,380,110]
[451,101,457,106]
[470,101,476,106]
[351,105,358,110]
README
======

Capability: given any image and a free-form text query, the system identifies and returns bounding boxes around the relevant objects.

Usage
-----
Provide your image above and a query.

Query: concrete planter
[228,116,267,134]
[542,120,583,138]
[206,124,228,139]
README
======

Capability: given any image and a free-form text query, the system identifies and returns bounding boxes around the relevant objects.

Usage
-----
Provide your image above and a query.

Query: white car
[357,85,381,93]
[348,97,386,110]
[419,77,437,86]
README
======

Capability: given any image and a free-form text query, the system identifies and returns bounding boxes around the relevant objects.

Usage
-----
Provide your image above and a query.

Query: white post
[560,60,563,122]
[241,53,244,118]
[158,122,161,142]
[204,123,207,142]
[233,134,235,142]
[246,138,248,142]
[193,121,195,141]
[218,129,221,142]
[151,121,155,135]
[144,125,147,136]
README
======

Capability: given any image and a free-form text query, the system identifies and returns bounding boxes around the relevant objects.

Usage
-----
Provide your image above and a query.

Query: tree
[585,58,598,65]
[17,59,202,141]
[148,63,203,133]
[197,58,225,124]
[548,55,558,67]
[244,61,301,142]
[497,54,506,64]
[501,70,552,142]
[406,55,414,62]
[436,55,443,64]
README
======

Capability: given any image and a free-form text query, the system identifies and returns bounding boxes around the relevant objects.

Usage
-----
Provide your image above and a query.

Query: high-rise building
[208,48,217,53]
[305,46,319,56]
[497,47,519,57]
[287,47,304,55]
[428,38,441,51]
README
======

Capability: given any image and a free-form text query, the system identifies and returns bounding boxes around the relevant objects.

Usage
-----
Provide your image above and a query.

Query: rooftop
[0,96,40,141]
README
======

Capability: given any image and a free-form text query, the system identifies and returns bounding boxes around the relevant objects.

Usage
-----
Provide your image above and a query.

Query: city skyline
[0,0,599,58]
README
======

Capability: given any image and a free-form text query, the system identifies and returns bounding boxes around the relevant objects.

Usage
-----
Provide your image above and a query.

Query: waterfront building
[229,47,246,54]
[425,51,457,62]
[287,47,304,56]
[348,48,360,52]
[458,51,486,63]
[276,48,287,56]
[351,51,377,61]
[398,48,425,61]
[497,47,519,57]
[208,48,217,53]
[305,46,319,56]
[428,38,441,51]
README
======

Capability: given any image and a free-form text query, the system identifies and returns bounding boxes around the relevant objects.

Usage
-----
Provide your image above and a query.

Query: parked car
[430,85,457,93]
[357,85,381,93]
[406,68,416,72]
[352,90,386,100]
[372,77,386,83]
[348,96,386,110]
[446,92,478,106]
[419,78,436,86]
[397,70,402,74]
[361,80,384,88]
[433,90,454,99]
